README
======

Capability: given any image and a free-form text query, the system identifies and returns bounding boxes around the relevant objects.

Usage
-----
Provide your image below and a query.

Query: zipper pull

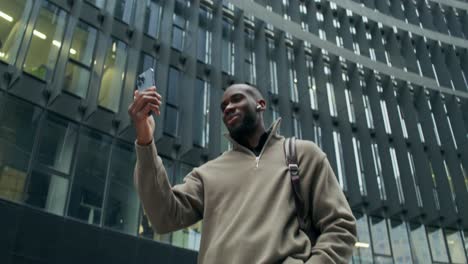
[255,156,259,168]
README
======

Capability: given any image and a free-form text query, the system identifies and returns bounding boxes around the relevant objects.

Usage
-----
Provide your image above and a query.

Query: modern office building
[0,0,467,263]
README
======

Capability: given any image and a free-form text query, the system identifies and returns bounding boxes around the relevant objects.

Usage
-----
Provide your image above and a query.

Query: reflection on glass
[138,52,155,75]
[104,142,139,235]
[167,67,179,105]
[164,105,178,137]
[23,1,67,80]
[64,62,91,98]
[144,0,161,38]
[445,229,466,263]
[0,96,42,202]
[98,38,127,112]
[370,217,392,256]
[171,14,186,51]
[164,67,180,137]
[427,227,449,263]
[113,0,134,24]
[353,213,373,264]
[36,114,77,174]
[0,0,33,64]
[86,0,106,8]
[69,21,96,66]
[389,220,412,263]
[220,121,231,153]
[25,170,69,216]
[172,221,202,251]
[409,224,432,263]
[197,6,212,64]
[63,21,96,98]
[221,18,234,75]
[194,79,210,147]
[68,128,111,225]
[463,231,468,261]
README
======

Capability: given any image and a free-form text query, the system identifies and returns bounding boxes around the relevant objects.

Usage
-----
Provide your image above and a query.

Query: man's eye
[232,95,242,102]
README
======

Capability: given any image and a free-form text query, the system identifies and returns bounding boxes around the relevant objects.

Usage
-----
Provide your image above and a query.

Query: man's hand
[128,86,162,145]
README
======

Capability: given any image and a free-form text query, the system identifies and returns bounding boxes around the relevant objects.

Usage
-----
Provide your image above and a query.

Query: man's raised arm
[134,141,203,234]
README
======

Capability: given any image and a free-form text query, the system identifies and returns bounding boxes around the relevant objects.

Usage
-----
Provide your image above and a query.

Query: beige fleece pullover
[134,120,357,263]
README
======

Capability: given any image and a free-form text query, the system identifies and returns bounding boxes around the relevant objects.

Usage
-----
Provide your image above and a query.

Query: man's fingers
[133,95,161,115]
[139,103,160,117]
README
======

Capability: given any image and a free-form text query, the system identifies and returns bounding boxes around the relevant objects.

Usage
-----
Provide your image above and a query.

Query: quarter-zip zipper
[224,119,282,169]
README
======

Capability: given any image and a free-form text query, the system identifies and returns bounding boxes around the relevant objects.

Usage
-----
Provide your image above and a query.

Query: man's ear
[257,99,266,111]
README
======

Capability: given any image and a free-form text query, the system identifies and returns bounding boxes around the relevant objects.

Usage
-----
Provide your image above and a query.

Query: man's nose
[224,103,235,115]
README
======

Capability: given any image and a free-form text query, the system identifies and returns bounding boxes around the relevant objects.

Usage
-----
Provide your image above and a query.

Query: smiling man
[129,83,357,264]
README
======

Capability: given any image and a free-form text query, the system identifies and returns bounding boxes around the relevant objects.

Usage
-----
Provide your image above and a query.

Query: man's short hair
[226,83,264,100]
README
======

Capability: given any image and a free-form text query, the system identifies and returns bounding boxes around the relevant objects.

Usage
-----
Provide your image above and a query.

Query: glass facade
[23,1,67,81]
[0,0,467,262]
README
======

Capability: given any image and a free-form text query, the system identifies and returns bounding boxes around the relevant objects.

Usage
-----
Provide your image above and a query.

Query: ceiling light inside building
[33,30,47,40]
[355,242,370,248]
[0,11,13,22]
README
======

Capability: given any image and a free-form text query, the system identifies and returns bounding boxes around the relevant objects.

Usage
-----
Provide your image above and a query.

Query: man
[128,83,357,263]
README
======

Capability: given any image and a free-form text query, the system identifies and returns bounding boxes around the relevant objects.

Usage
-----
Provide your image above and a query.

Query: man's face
[220,85,258,138]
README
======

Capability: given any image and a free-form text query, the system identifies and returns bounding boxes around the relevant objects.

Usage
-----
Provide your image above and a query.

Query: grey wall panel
[314,54,337,175]
[293,42,314,142]
[348,66,383,213]
[365,72,401,216]
[382,79,419,220]
[228,0,468,99]
[431,93,468,229]
[276,32,292,137]
[414,88,458,227]
[330,58,361,206]
[398,85,439,224]
[328,0,468,49]
[445,96,468,182]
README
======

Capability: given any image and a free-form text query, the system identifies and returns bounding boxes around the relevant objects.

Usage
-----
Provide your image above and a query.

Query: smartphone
[136,68,156,115]
[136,67,155,92]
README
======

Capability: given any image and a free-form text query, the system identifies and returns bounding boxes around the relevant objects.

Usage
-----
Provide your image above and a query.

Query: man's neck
[233,125,266,150]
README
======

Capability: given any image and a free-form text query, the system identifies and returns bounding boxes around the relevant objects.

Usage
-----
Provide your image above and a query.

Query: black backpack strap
[284,137,307,230]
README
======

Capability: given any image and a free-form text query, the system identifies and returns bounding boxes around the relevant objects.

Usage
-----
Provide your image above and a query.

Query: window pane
[138,52,155,75]
[167,67,180,105]
[370,217,392,256]
[36,114,77,174]
[23,1,67,80]
[0,0,33,64]
[86,0,106,8]
[64,61,91,98]
[427,227,449,263]
[353,214,373,264]
[409,224,432,263]
[220,121,231,153]
[144,0,162,38]
[197,28,207,62]
[113,0,134,24]
[445,229,466,263]
[24,170,69,216]
[0,96,42,202]
[104,142,139,235]
[171,26,184,51]
[164,105,178,137]
[389,220,412,264]
[98,39,127,112]
[193,79,210,147]
[67,128,111,225]
[69,21,97,66]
